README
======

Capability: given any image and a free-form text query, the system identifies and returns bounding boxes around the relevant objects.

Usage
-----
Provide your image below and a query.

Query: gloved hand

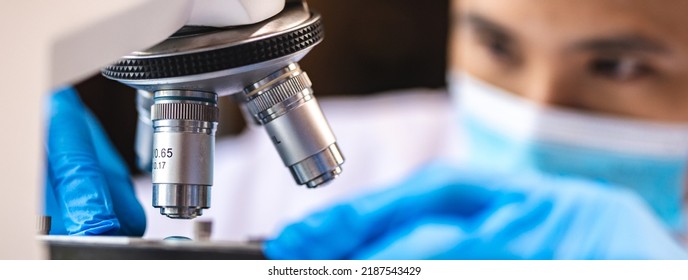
[44,87,146,236]
[265,162,688,259]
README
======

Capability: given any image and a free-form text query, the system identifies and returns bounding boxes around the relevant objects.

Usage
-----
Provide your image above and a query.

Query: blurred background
[75,0,450,174]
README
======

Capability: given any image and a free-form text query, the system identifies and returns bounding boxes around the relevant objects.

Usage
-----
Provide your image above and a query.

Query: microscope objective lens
[151,91,218,219]
[244,64,344,188]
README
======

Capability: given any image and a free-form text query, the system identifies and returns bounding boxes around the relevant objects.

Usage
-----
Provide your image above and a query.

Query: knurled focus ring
[102,17,323,80]
[246,72,312,116]
[152,103,219,122]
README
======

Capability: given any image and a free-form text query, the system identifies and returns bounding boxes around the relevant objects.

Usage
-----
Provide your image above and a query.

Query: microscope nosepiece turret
[102,0,344,219]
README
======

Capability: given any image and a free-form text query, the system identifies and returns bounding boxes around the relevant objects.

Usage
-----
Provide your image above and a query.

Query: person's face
[450,0,688,122]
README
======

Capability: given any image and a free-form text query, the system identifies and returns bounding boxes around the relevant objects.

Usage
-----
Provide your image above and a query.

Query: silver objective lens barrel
[151,91,218,219]
[244,63,344,188]
[135,90,154,172]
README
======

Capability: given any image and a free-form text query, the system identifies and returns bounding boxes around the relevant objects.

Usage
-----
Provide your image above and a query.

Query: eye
[473,31,519,64]
[588,56,653,81]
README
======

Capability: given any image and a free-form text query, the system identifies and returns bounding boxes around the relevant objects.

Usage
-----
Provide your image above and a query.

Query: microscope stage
[40,235,265,260]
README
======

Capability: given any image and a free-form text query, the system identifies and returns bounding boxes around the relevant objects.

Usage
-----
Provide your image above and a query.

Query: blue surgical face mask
[448,72,688,231]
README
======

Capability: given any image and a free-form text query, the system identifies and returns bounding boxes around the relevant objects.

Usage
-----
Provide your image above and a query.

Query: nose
[522,60,584,110]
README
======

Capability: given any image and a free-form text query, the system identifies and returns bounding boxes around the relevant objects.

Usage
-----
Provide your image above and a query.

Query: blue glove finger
[46,87,140,235]
[44,170,67,234]
[497,177,688,259]
[84,104,146,236]
[591,189,688,259]
[266,160,687,260]
[353,177,687,260]
[264,161,528,259]
[347,181,633,260]
[350,217,519,260]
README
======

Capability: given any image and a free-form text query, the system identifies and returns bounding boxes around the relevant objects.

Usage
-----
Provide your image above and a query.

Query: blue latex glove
[265,162,688,259]
[45,87,146,236]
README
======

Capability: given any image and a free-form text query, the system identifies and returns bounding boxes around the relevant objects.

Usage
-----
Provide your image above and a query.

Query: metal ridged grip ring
[151,90,218,219]
[242,63,344,188]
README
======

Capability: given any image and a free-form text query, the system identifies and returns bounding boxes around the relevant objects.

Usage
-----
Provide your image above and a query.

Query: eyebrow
[572,35,670,54]
[461,12,670,55]
[461,13,515,42]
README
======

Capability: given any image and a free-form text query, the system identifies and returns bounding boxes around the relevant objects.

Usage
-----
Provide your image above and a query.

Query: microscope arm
[0,0,283,259]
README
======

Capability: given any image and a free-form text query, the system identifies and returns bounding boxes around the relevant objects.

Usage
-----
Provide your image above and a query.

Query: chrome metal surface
[135,90,154,172]
[244,64,344,188]
[36,216,51,235]
[103,0,342,216]
[103,1,322,96]
[110,52,312,96]
[289,144,344,188]
[193,220,213,241]
[153,184,211,219]
[151,90,217,219]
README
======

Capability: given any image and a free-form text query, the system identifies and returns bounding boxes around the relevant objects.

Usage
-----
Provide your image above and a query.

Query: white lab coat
[134,88,466,241]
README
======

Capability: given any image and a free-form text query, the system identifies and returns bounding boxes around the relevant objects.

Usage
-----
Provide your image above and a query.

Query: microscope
[103,0,344,219]
[0,0,341,259]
